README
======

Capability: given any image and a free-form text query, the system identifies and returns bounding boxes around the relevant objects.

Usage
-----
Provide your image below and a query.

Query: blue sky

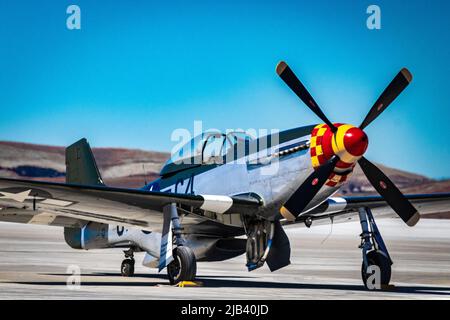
[0,0,449,178]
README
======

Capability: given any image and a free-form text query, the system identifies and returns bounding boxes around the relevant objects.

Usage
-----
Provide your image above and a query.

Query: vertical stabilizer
[65,138,104,186]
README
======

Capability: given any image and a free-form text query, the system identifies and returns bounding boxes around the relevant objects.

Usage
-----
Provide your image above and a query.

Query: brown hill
[0,140,449,194]
[0,141,169,188]
[337,163,450,195]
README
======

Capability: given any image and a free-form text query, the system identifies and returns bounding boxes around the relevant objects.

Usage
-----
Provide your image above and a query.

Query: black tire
[167,246,197,285]
[121,259,135,277]
[361,250,391,289]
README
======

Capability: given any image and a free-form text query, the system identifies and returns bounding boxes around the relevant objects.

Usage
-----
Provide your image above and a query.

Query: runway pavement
[0,218,449,299]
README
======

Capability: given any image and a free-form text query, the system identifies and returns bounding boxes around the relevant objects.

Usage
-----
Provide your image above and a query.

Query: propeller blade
[360,68,412,129]
[358,156,420,226]
[276,61,337,132]
[280,155,339,221]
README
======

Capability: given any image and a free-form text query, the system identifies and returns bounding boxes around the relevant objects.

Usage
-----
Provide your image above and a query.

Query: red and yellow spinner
[310,123,367,187]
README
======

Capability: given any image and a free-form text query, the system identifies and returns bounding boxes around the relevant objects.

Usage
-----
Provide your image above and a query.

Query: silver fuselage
[79,126,345,265]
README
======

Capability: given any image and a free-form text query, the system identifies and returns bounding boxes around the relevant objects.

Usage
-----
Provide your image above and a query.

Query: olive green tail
[65,138,104,186]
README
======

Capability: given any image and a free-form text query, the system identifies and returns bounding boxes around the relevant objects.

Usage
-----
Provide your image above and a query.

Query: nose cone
[343,127,369,157]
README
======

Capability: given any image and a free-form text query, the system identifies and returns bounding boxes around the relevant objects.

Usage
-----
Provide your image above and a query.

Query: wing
[283,193,450,226]
[0,177,262,232]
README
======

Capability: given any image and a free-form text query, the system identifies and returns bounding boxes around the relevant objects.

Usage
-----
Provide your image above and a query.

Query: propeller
[359,68,412,130]
[280,155,339,220]
[276,62,338,133]
[357,156,419,226]
[277,61,419,226]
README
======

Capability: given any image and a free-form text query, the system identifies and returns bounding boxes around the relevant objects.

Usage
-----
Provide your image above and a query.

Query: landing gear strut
[120,248,135,277]
[358,207,393,290]
[163,203,197,285]
[244,219,274,271]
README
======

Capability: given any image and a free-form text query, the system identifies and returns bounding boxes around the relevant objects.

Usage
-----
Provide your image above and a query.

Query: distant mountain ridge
[1,140,449,194]
[0,141,169,188]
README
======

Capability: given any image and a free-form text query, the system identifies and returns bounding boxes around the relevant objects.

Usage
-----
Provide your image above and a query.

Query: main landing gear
[167,246,197,285]
[120,248,135,277]
[164,203,197,285]
[358,207,393,290]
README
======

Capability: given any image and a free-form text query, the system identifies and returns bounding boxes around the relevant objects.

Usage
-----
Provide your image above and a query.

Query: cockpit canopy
[160,130,255,176]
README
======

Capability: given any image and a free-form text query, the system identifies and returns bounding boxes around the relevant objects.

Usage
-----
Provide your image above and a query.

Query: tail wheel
[121,259,135,277]
[361,250,391,289]
[167,246,197,285]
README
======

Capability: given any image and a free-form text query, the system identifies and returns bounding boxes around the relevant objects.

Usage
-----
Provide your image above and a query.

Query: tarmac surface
[0,218,449,299]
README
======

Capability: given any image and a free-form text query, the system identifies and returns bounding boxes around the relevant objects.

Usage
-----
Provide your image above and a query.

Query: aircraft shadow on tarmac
[12,272,450,296]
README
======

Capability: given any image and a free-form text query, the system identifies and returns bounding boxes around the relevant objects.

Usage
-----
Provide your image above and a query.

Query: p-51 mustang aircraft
[1,61,449,289]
